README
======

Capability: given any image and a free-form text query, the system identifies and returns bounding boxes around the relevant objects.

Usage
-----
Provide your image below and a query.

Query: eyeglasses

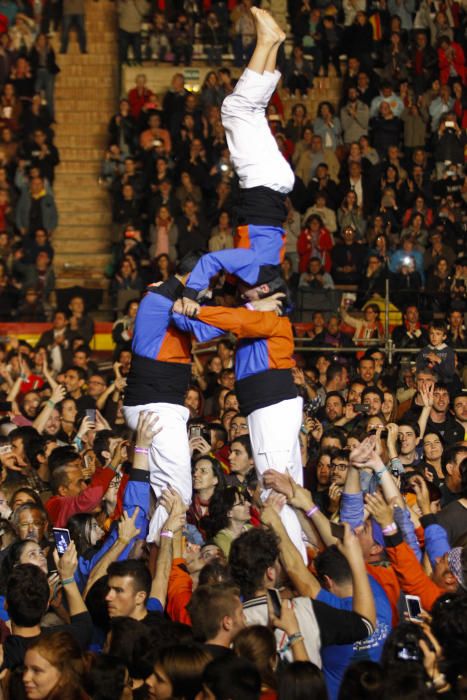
[331,463,348,471]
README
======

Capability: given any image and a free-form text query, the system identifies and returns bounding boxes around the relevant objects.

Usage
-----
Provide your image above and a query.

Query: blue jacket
[183,224,285,299]
[75,468,151,592]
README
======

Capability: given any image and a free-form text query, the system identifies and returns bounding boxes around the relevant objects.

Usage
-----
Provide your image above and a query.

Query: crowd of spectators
[0,0,465,699]
[0,0,61,323]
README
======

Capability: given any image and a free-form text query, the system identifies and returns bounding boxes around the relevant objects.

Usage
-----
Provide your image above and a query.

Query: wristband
[61,577,75,586]
[160,530,174,539]
[288,632,304,646]
[47,399,55,408]
[375,466,388,482]
[135,447,149,455]
[118,537,130,545]
[305,505,319,518]
[382,522,397,535]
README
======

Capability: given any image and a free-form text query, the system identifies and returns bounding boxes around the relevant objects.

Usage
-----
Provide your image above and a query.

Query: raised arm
[33,384,66,434]
[83,509,141,597]
[263,469,335,547]
[336,523,376,628]
[54,542,87,617]
[150,488,187,607]
[261,504,322,599]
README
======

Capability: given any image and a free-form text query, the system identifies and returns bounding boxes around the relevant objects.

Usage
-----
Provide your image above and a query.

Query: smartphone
[85,408,97,423]
[395,638,422,662]
[405,595,422,621]
[267,588,282,618]
[353,404,370,413]
[53,527,71,556]
[189,425,202,439]
[330,522,345,540]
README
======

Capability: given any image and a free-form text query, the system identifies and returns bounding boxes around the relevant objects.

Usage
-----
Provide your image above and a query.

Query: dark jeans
[61,13,87,53]
[286,73,311,94]
[173,43,192,66]
[233,35,255,67]
[119,28,142,64]
[205,45,222,66]
[35,69,55,119]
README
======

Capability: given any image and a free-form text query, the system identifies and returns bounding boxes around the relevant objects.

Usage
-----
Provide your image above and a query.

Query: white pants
[221,68,295,193]
[247,396,307,561]
[123,402,191,543]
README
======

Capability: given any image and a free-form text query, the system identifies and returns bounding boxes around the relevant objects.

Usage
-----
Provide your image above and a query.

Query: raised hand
[50,383,66,405]
[77,415,95,441]
[118,508,141,542]
[267,596,300,636]
[349,435,383,471]
[263,491,287,513]
[365,492,394,529]
[263,469,294,501]
[411,475,431,516]
[136,411,162,448]
[53,540,78,579]
[419,382,434,409]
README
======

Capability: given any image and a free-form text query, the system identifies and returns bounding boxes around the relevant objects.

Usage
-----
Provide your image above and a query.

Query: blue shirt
[317,576,392,700]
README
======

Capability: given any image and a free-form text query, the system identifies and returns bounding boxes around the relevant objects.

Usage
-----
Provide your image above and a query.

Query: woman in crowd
[285,103,311,143]
[340,301,384,343]
[188,454,226,531]
[152,253,173,283]
[144,644,212,700]
[149,205,179,262]
[297,215,333,274]
[337,190,366,240]
[22,630,85,699]
[312,101,342,151]
[420,432,444,484]
[201,486,252,557]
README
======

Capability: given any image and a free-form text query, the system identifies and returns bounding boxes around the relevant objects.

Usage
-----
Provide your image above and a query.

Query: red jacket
[46,467,116,527]
[127,86,156,119]
[438,42,466,85]
[297,227,333,273]
[384,532,445,612]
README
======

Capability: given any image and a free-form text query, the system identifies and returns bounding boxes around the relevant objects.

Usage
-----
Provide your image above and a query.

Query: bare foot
[251,7,286,44]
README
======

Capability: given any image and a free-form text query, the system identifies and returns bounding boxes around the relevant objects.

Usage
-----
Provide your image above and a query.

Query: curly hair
[229,527,280,599]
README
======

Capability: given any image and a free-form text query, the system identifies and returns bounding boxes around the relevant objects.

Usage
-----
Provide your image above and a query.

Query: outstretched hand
[349,435,384,471]
[249,293,285,315]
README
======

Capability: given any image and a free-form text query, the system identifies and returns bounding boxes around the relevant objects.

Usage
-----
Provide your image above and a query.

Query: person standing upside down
[182,9,295,313]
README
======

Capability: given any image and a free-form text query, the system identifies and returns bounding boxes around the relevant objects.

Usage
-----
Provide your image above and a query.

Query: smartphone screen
[53,527,71,556]
[405,595,422,620]
[267,589,282,618]
[85,408,97,423]
[330,522,345,540]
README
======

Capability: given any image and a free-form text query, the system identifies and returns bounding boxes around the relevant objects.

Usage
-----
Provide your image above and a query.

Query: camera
[395,638,422,663]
